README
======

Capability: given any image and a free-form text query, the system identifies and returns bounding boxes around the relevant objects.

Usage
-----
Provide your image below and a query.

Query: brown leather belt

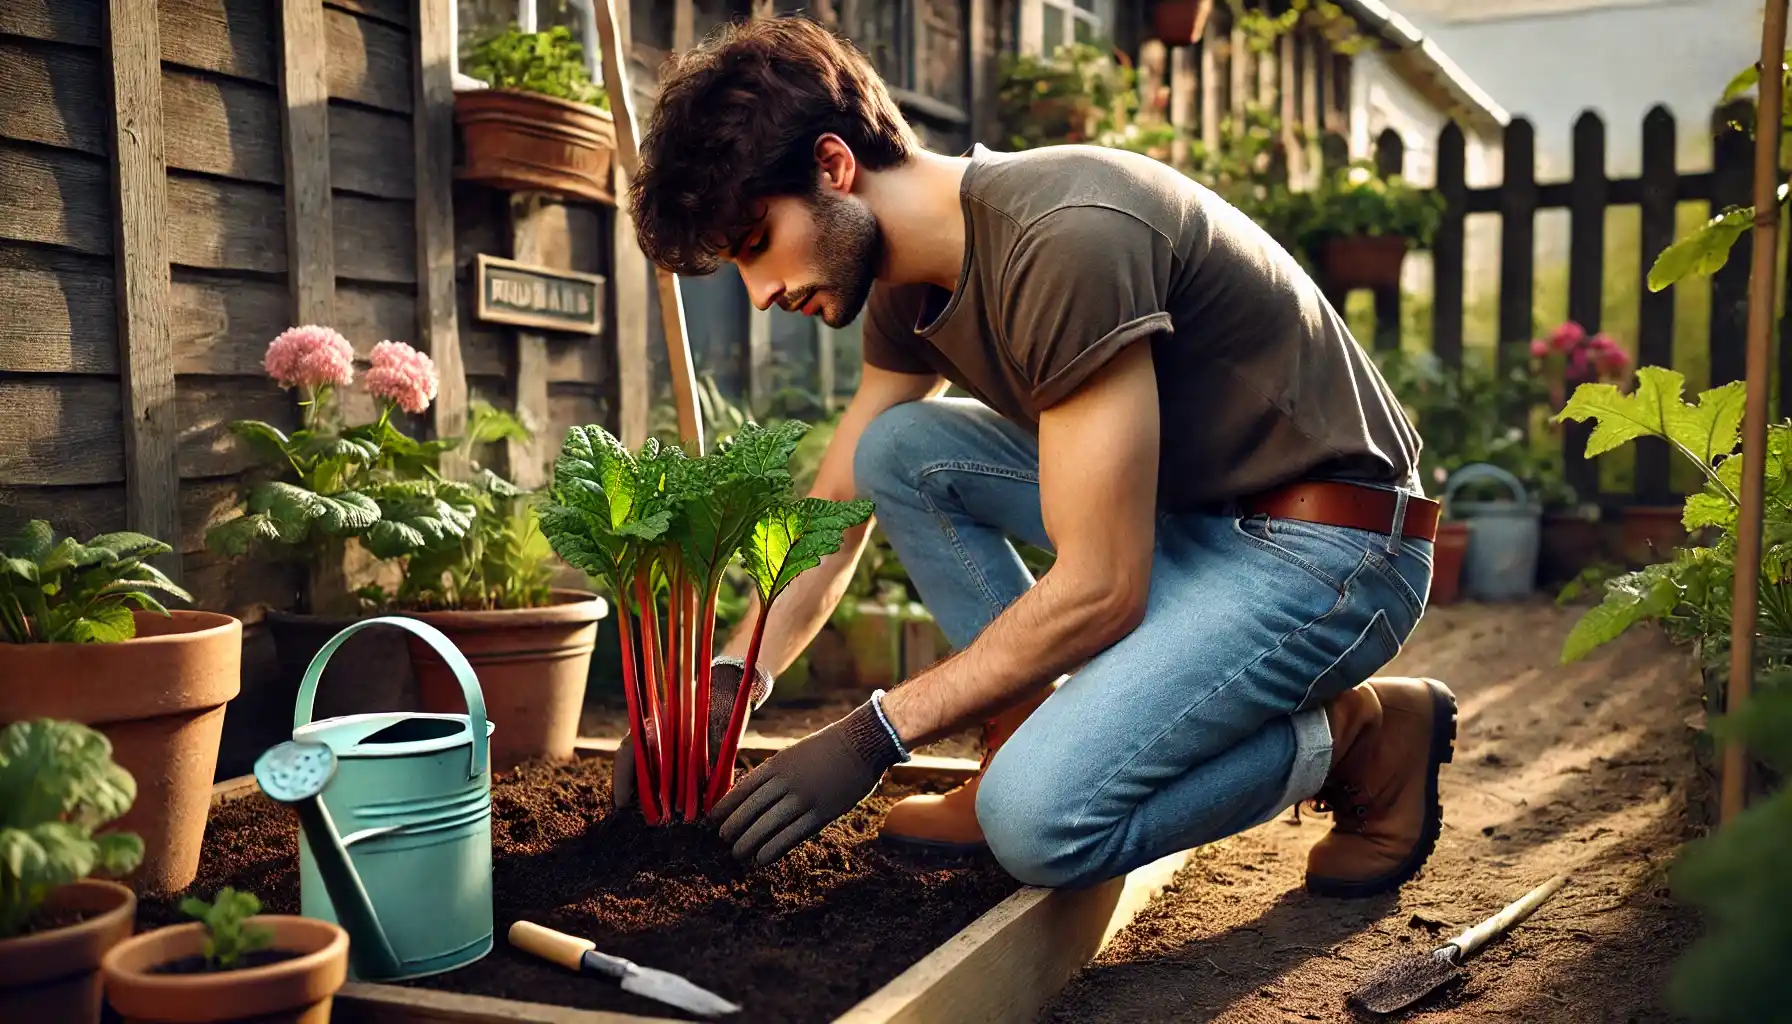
[1240,479,1440,543]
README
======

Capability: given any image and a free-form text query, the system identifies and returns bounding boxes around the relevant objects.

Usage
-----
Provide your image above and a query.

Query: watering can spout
[254,740,405,980]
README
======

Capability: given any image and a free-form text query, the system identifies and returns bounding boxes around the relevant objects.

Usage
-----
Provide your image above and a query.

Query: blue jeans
[852,399,1433,888]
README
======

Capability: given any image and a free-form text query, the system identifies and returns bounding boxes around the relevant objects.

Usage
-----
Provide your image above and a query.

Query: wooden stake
[1723,0,1789,825]
[592,0,705,454]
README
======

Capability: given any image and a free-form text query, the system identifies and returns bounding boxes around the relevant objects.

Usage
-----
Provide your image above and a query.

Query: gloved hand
[612,657,775,811]
[706,695,906,866]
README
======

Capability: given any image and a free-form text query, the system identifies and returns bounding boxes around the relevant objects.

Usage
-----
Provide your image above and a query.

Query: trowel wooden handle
[509,920,595,972]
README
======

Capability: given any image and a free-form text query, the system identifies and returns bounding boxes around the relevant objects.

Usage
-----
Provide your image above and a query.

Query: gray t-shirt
[861,143,1423,512]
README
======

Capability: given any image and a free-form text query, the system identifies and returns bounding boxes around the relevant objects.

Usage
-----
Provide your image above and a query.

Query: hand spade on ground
[509,920,742,1018]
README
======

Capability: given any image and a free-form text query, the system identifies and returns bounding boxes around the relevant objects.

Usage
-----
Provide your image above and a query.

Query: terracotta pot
[0,880,135,1024]
[455,88,618,205]
[1318,234,1409,292]
[1429,521,1470,605]
[101,915,347,1024]
[1150,0,1214,43]
[1618,505,1688,566]
[0,611,241,895]
[1538,510,1606,586]
[406,590,608,771]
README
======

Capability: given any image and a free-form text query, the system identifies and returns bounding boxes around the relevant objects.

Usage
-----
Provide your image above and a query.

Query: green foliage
[179,887,273,971]
[0,521,192,644]
[0,720,143,938]
[740,498,876,606]
[464,25,609,108]
[1283,161,1446,251]
[995,41,1138,152]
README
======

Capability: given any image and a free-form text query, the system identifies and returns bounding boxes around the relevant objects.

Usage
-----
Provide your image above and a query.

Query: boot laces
[1306,782,1370,832]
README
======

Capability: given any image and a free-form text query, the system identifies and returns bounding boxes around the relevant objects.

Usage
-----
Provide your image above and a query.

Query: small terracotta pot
[1618,505,1688,566]
[0,880,136,1024]
[455,88,618,205]
[1538,510,1606,585]
[102,916,347,1024]
[1429,521,1470,605]
[0,611,242,895]
[1319,234,1409,292]
[406,589,608,771]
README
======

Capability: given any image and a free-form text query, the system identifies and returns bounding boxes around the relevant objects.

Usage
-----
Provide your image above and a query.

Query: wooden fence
[1336,101,1768,512]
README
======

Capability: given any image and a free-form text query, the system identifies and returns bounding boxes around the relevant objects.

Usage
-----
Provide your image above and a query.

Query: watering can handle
[1441,462,1529,515]
[292,616,491,780]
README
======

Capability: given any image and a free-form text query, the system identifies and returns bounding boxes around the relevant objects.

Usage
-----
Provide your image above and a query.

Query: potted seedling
[0,719,144,1023]
[1293,161,1443,292]
[206,328,469,759]
[0,524,239,895]
[102,886,348,1023]
[358,402,610,771]
[538,420,873,824]
[456,24,618,205]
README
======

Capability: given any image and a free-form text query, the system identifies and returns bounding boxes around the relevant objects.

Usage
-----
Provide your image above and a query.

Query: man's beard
[804,187,882,328]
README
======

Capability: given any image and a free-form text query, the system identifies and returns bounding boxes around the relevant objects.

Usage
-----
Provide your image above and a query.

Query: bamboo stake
[592,0,706,454]
[1723,0,1789,825]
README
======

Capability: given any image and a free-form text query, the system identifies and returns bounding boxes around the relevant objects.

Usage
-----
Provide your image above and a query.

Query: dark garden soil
[136,757,1021,1024]
[1041,600,1709,1023]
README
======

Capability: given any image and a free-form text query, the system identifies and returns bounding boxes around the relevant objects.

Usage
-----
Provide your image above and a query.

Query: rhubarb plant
[539,421,872,823]
[1,522,192,644]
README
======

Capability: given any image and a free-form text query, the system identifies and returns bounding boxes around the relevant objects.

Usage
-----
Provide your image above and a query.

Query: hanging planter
[456,25,618,206]
[1150,0,1215,44]
[1318,234,1410,291]
[1293,161,1443,295]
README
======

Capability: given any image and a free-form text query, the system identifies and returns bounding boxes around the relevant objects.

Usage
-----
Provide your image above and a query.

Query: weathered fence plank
[0,1,106,47]
[1497,118,1537,378]
[1431,122,1467,371]
[282,0,336,325]
[164,69,284,184]
[0,248,117,374]
[160,0,279,84]
[1564,111,1607,504]
[1373,128,1403,352]
[1708,101,1753,387]
[326,5,412,113]
[414,0,468,474]
[1636,105,1678,503]
[0,41,110,156]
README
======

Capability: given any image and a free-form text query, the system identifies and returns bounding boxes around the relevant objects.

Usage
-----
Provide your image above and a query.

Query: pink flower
[264,325,354,390]
[364,340,438,414]
[1530,338,1550,359]
[1548,321,1587,353]
[1568,346,1591,377]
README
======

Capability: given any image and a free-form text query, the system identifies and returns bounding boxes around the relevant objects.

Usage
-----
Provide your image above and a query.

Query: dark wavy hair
[626,17,917,276]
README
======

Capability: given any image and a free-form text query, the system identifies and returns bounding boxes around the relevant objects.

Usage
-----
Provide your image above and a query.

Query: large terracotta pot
[455,87,618,205]
[0,880,135,1024]
[1319,234,1409,292]
[0,611,241,895]
[1428,521,1470,605]
[102,916,347,1024]
[406,590,608,771]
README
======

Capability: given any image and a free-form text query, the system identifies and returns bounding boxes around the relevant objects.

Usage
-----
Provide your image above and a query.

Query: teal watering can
[252,616,495,982]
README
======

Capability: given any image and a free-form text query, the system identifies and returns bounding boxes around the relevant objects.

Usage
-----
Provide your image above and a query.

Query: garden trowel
[509,920,741,1017]
[1346,873,1569,1015]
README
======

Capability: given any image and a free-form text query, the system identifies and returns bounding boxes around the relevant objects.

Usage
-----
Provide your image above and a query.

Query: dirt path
[1042,600,1707,1023]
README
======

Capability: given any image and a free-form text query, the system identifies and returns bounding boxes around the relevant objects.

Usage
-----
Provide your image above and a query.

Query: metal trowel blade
[1346,948,1466,1015]
[620,963,742,1017]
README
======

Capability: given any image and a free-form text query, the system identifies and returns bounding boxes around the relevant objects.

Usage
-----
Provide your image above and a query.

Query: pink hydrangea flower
[1548,320,1587,353]
[364,340,439,414]
[264,325,354,390]
[1530,338,1549,359]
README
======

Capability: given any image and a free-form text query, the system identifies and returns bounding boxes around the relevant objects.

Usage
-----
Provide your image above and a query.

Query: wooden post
[280,0,334,327]
[507,193,554,490]
[1497,118,1537,380]
[414,0,468,475]
[107,0,180,572]
[606,0,650,451]
[1723,0,1789,826]
[1564,110,1608,507]
[1169,45,1194,171]
[673,0,695,52]
[1431,122,1466,372]
[1709,100,1755,387]
[594,0,704,453]
[1636,105,1677,503]
[1299,29,1320,189]
[1372,129,1403,352]
[1199,15,1219,155]
[967,0,993,146]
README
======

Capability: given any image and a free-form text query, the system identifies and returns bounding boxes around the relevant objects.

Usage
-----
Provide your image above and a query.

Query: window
[1018,0,1111,57]
[454,0,609,82]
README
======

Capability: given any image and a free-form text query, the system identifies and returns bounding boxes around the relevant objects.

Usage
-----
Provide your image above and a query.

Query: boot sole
[1305,678,1457,899]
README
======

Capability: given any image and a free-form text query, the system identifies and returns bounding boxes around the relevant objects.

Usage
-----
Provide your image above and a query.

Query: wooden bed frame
[209,737,1188,1024]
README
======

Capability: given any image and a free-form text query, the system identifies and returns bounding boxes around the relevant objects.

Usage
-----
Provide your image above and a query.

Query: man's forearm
[879,564,1141,750]
[719,520,874,676]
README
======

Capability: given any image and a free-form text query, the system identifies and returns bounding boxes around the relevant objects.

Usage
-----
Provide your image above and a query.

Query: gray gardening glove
[612,657,775,812]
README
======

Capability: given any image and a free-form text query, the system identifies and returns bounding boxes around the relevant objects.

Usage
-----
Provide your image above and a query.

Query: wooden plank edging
[209,739,1184,1023]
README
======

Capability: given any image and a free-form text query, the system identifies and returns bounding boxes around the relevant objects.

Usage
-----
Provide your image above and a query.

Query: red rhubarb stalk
[665,572,683,820]
[634,570,673,820]
[614,601,662,825]
[702,602,771,812]
[684,591,719,820]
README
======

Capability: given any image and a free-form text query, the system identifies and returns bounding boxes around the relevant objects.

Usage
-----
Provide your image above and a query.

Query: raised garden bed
[156,742,1188,1024]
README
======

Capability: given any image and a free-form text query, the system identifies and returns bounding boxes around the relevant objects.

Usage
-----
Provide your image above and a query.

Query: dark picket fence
[1336,101,1775,512]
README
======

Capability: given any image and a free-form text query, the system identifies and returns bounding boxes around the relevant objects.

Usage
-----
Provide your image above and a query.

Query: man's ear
[814,133,858,194]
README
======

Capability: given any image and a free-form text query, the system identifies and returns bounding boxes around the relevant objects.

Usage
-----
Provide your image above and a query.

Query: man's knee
[851,400,943,503]
[975,751,1110,889]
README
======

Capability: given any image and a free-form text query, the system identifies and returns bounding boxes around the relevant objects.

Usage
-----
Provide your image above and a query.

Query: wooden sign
[474,254,606,333]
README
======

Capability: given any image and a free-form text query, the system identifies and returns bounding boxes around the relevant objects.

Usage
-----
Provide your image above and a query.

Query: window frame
[1017,0,1113,57]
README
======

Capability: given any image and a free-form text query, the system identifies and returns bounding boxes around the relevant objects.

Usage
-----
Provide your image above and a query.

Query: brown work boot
[878,683,1056,851]
[1304,676,1457,898]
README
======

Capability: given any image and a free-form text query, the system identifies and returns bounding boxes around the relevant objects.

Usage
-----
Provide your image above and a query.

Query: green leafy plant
[1,522,192,644]
[1286,161,1446,252]
[996,41,1138,152]
[0,719,143,937]
[178,887,274,971]
[539,421,872,825]
[464,25,609,109]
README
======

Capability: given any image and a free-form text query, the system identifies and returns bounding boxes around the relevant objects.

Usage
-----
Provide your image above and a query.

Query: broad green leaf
[0,521,55,563]
[674,420,808,592]
[1,556,37,583]
[1647,185,1790,292]
[1721,62,1762,101]
[1556,367,1745,465]
[247,481,329,536]
[205,512,283,557]
[1683,491,1736,530]
[315,491,382,535]
[1560,564,1683,663]
[82,532,170,564]
[740,497,876,604]
[228,420,294,464]
[62,603,137,644]
[93,831,144,877]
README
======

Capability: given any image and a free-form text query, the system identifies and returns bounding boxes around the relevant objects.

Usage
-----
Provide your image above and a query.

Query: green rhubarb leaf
[61,603,137,644]
[1560,563,1683,664]
[204,512,282,557]
[1683,491,1736,530]
[228,420,294,464]
[740,497,875,604]
[1555,367,1745,466]
[675,420,808,591]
